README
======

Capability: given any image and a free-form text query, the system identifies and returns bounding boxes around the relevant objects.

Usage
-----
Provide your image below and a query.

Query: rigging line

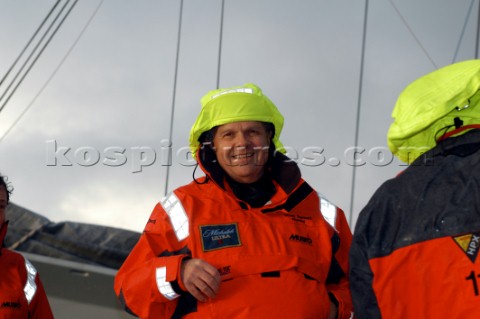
[0,0,72,107]
[349,0,369,226]
[164,0,184,196]
[388,0,437,69]
[216,0,225,89]
[476,0,480,58]
[0,0,105,144]
[0,1,61,88]
[0,0,72,110]
[452,0,475,63]
[0,0,79,115]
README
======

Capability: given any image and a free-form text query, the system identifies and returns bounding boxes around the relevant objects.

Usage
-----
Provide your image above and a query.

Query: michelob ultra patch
[200,223,242,252]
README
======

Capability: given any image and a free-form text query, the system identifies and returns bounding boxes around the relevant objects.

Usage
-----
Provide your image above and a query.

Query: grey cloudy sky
[0,0,477,232]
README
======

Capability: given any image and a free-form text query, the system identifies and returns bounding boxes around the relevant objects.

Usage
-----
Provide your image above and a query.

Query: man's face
[0,187,7,224]
[213,121,272,184]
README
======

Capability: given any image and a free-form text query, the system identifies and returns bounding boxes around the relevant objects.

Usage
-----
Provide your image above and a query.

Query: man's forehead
[217,121,264,130]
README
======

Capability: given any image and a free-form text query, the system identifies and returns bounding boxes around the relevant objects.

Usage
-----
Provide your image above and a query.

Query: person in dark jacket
[0,173,54,319]
[350,59,480,318]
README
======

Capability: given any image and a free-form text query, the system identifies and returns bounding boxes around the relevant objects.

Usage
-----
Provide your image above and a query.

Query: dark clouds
[0,0,477,231]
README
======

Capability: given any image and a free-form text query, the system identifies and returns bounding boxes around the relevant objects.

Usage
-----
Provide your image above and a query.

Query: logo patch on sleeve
[200,223,241,252]
[453,232,480,263]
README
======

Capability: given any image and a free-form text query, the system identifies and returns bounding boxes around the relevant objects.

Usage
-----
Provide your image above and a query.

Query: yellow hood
[387,59,480,163]
[189,83,285,159]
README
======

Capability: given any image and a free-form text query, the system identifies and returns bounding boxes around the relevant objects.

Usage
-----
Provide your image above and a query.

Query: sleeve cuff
[159,254,190,294]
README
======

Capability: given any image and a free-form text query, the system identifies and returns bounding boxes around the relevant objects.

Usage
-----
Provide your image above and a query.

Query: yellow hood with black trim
[388,59,480,163]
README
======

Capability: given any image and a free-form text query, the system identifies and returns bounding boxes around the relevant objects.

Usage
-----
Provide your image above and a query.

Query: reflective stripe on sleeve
[23,258,38,304]
[161,193,189,241]
[319,194,338,229]
[155,266,180,300]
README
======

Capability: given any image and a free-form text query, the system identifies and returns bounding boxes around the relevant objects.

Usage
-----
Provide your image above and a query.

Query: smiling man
[212,121,272,183]
[114,83,354,319]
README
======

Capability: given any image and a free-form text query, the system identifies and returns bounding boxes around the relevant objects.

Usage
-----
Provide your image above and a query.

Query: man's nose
[234,132,250,146]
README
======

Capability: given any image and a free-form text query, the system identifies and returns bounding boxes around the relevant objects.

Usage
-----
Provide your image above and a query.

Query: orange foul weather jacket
[0,222,54,319]
[349,129,480,319]
[115,151,353,319]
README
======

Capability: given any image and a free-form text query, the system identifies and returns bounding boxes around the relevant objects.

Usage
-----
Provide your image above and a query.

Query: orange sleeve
[29,274,54,319]
[326,208,354,319]
[114,202,190,318]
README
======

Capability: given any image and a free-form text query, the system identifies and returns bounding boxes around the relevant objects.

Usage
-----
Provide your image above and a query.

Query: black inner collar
[226,171,276,208]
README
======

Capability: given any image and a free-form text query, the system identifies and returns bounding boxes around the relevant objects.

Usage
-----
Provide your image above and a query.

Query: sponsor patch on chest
[453,232,480,263]
[200,223,241,252]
